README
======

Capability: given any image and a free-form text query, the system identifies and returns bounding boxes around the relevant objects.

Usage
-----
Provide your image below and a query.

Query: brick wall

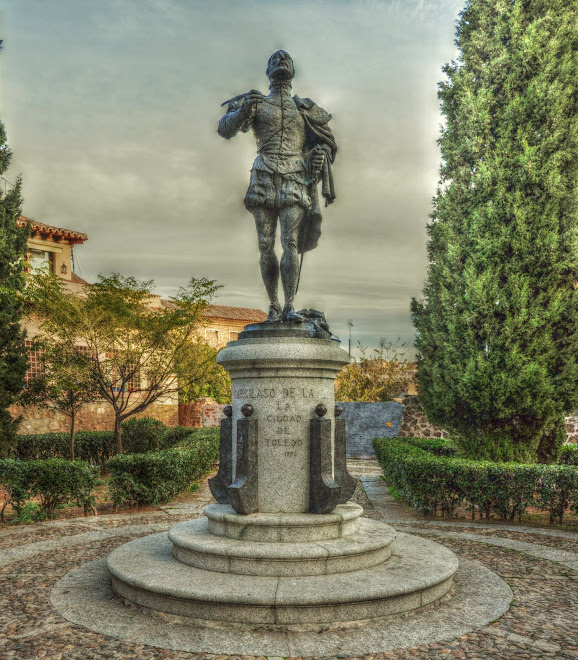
[11,401,178,434]
[202,402,226,427]
[177,398,226,428]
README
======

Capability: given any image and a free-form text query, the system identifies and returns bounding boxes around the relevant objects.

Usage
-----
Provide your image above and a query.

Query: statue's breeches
[244,169,312,211]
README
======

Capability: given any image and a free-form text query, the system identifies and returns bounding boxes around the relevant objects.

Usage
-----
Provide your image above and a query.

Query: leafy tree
[412,0,578,463]
[335,339,415,402]
[20,337,100,460]
[179,344,232,405]
[0,40,29,456]
[26,272,220,454]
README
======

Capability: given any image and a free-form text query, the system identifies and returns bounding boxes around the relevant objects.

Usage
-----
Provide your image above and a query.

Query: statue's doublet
[218,91,336,249]
[252,95,307,176]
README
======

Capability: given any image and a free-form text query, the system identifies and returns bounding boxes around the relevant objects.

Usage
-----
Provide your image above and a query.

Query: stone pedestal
[217,323,349,513]
[107,323,459,627]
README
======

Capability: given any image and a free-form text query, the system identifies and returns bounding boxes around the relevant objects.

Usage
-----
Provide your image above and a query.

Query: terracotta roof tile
[18,216,87,244]
[202,304,267,322]
[70,272,88,284]
[160,300,266,322]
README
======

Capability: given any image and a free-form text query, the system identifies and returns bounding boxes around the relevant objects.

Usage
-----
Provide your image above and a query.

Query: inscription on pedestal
[233,386,314,458]
[232,381,322,512]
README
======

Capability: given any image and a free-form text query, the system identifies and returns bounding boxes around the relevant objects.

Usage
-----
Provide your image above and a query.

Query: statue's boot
[263,302,282,323]
[282,305,303,323]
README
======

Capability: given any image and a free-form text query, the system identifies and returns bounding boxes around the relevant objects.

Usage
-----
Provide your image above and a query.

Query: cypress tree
[411,0,578,464]
[0,41,29,456]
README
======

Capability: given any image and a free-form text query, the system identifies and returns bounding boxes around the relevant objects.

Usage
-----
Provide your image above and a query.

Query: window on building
[104,353,141,392]
[126,365,141,392]
[229,331,239,341]
[205,329,220,348]
[24,339,44,385]
[28,249,54,273]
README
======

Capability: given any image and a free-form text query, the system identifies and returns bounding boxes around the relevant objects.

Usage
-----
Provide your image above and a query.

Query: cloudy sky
[1,0,463,353]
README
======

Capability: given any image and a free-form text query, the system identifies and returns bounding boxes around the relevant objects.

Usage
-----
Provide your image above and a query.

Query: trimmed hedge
[106,427,219,507]
[397,437,458,457]
[0,458,97,521]
[14,420,196,468]
[15,431,115,469]
[373,437,578,524]
[1,427,220,522]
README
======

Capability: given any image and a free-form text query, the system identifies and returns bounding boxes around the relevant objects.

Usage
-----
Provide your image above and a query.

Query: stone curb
[396,527,578,571]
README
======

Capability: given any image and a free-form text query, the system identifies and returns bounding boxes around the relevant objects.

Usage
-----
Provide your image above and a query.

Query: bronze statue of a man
[218,50,337,323]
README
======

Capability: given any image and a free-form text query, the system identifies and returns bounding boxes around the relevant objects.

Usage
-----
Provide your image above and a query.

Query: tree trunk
[70,412,76,461]
[114,415,123,454]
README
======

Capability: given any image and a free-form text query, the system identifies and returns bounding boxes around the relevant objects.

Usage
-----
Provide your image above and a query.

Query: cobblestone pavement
[1,460,577,659]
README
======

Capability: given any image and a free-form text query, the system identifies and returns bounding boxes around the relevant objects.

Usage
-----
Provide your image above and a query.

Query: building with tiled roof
[16,214,267,434]
[18,215,87,286]
[19,214,266,396]
[159,300,266,346]
[19,215,265,341]
[200,304,267,347]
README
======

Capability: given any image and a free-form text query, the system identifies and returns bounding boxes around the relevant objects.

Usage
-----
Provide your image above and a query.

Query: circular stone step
[169,517,395,576]
[107,530,458,626]
[204,502,362,543]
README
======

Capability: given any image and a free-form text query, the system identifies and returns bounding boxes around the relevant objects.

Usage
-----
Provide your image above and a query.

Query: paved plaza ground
[1,459,577,659]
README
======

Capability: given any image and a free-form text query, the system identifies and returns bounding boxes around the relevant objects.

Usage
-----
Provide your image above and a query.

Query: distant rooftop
[202,304,267,323]
[18,216,88,244]
[70,272,89,285]
[160,297,266,322]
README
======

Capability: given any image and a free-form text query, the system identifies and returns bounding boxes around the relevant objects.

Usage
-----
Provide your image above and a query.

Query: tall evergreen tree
[411,0,578,463]
[0,42,29,456]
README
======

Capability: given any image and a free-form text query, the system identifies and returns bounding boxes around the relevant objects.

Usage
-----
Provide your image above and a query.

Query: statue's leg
[253,207,282,321]
[279,205,306,322]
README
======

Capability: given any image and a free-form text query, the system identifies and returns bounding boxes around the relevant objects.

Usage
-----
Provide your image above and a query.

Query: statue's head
[266,50,295,82]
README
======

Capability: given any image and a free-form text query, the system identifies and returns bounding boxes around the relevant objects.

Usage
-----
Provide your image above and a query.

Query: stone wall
[397,396,578,445]
[340,401,405,458]
[565,414,578,444]
[397,395,449,439]
[12,402,178,435]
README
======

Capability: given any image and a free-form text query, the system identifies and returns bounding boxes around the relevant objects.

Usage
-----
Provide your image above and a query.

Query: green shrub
[121,417,167,454]
[0,459,33,522]
[0,458,97,521]
[15,431,115,469]
[27,459,97,518]
[560,445,578,466]
[107,427,219,507]
[373,437,578,523]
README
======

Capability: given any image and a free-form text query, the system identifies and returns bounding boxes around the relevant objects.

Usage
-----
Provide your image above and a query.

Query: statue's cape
[293,95,337,254]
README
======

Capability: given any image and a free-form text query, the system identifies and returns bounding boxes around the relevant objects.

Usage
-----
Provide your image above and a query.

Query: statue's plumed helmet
[266,50,295,79]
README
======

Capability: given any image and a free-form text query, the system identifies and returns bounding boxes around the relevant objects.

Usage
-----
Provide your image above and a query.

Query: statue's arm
[218,91,263,139]
[218,103,252,139]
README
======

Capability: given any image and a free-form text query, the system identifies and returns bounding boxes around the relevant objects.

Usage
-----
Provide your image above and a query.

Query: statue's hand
[240,91,264,117]
[311,149,325,177]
